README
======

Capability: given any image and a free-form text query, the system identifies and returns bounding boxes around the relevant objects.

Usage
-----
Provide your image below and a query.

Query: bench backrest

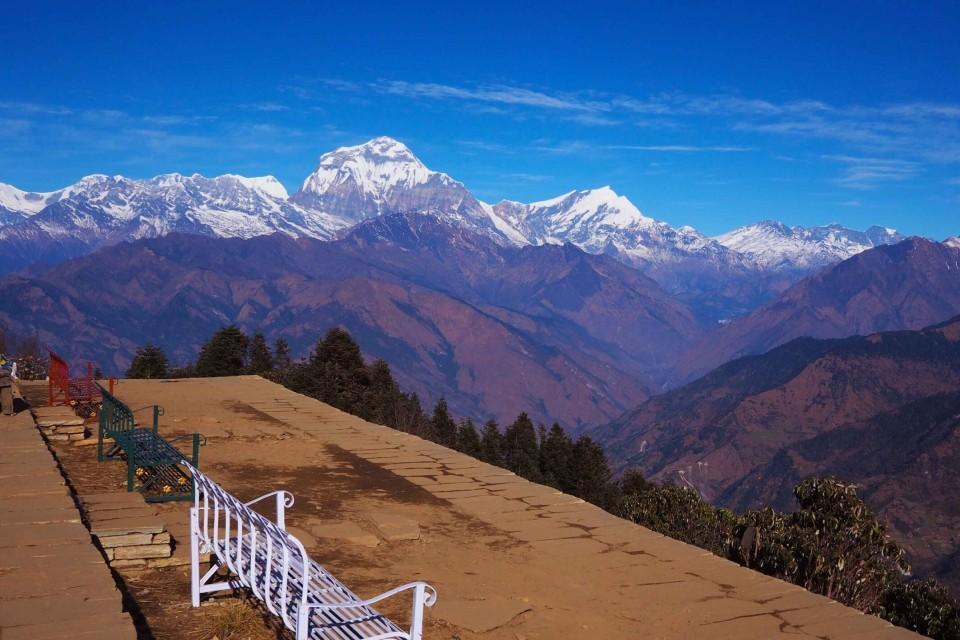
[48,351,69,405]
[49,350,102,405]
[189,463,311,631]
[96,382,136,435]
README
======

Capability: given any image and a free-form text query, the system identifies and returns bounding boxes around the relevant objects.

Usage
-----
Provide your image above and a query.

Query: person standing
[0,354,14,416]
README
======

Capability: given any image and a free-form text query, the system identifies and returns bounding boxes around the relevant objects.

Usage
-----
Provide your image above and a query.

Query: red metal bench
[48,351,108,412]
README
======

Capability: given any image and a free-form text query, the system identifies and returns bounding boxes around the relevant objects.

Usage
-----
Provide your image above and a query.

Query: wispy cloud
[825,155,921,190]
[242,102,290,112]
[373,80,608,112]
[609,144,751,152]
[0,100,73,116]
[311,78,960,178]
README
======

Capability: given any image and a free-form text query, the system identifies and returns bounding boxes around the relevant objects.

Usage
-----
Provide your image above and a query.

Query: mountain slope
[592,317,960,593]
[0,216,701,430]
[675,237,960,382]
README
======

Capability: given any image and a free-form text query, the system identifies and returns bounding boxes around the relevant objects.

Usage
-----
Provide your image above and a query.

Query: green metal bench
[96,383,205,502]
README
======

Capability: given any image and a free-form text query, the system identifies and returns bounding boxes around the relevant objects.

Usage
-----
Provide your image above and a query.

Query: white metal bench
[185,462,437,640]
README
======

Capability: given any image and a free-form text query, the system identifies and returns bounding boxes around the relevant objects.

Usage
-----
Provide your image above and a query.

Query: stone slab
[2,613,136,640]
[0,521,90,548]
[365,511,420,541]
[436,596,532,633]
[97,532,155,548]
[89,516,165,536]
[309,521,380,547]
[113,543,172,560]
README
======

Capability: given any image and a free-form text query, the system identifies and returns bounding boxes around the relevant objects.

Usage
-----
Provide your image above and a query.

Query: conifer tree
[569,435,614,507]
[273,337,292,370]
[539,422,574,491]
[431,398,458,448]
[480,420,505,466]
[195,325,249,377]
[503,412,542,481]
[248,331,274,375]
[456,418,482,458]
[126,344,169,379]
[366,358,400,425]
[306,327,370,415]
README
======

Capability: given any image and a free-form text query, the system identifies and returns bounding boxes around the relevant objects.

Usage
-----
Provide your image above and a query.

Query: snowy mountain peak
[0,182,54,217]
[225,175,289,199]
[290,137,513,242]
[945,236,960,249]
[296,136,445,199]
[714,221,905,271]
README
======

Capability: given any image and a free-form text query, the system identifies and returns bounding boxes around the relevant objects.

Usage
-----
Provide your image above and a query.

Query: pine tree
[126,344,169,379]
[195,325,249,377]
[248,331,274,375]
[456,418,483,458]
[273,337,292,370]
[569,435,614,507]
[480,420,505,466]
[366,359,401,426]
[307,327,370,415]
[431,398,458,448]
[503,412,542,481]
[539,423,574,491]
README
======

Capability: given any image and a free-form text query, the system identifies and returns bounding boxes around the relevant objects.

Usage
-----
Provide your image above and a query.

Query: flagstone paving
[0,408,138,639]
[90,375,925,640]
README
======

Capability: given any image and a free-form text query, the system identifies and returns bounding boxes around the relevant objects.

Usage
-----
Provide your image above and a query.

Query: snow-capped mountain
[291,136,523,244]
[0,183,57,224]
[1,173,350,244]
[490,186,746,268]
[0,136,908,301]
[946,236,960,249]
[714,221,905,271]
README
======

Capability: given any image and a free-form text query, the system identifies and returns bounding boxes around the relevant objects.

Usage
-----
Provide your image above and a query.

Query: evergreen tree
[126,344,169,379]
[539,423,574,491]
[456,418,482,458]
[195,325,249,377]
[248,331,274,375]
[503,412,542,481]
[431,398,458,448]
[366,358,400,426]
[306,327,370,415]
[480,420,505,466]
[273,337,292,370]
[569,435,614,507]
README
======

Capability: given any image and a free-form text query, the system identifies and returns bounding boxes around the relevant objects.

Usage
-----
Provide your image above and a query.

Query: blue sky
[1,1,958,238]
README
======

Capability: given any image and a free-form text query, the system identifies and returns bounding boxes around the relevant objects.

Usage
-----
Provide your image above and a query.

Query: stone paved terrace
[7,376,929,639]
[0,407,138,638]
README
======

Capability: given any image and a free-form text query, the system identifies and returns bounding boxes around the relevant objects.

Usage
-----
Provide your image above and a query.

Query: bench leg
[97,425,104,462]
[127,459,136,492]
[190,506,200,607]
[410,582,427,640]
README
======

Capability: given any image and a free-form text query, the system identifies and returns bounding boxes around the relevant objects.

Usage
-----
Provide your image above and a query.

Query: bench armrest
[168,433,207,446]
[243,490,295,529]
[131,404,165,416]
[306,581,438,610]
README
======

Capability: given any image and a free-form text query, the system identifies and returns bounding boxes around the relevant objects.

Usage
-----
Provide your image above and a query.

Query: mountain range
[591,315,960,594]
[0,137,914,323]
[0,215,703,429]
